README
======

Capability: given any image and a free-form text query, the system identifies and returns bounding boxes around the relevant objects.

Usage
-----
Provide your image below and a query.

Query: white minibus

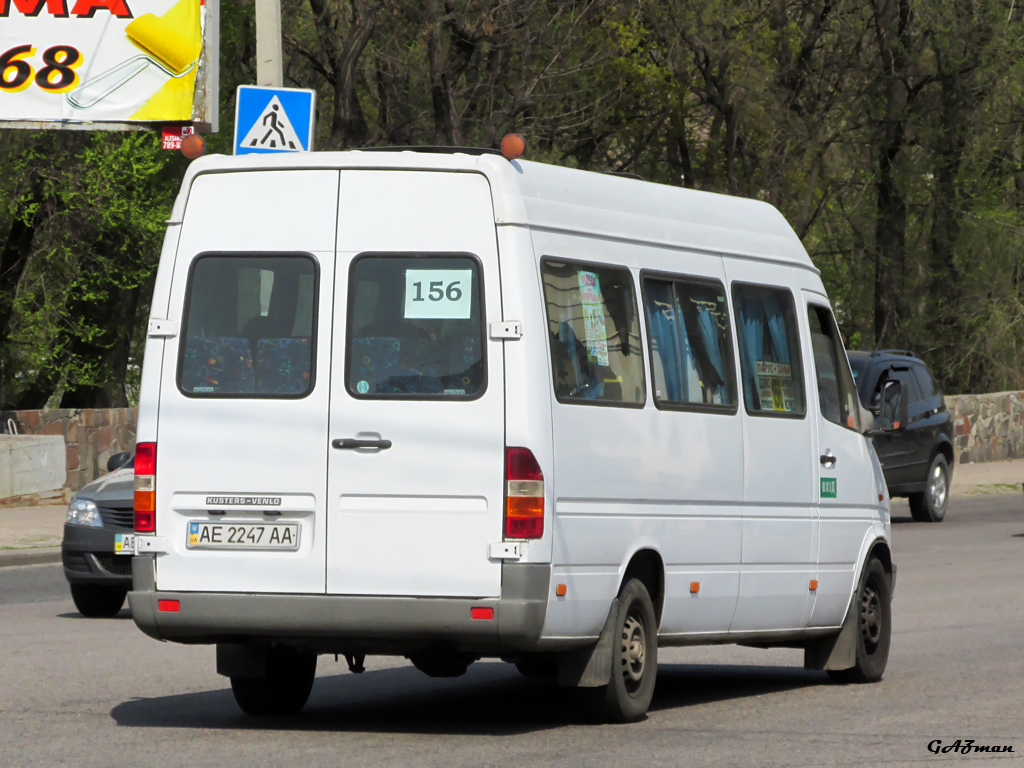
[129,146,898,722]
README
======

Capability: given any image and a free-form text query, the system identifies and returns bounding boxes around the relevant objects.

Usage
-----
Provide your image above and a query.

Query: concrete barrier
[0,436,67,503]
[4,408,136,493]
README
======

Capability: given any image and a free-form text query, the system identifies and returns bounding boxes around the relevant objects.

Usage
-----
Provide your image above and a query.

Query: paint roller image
[66,0,201,110]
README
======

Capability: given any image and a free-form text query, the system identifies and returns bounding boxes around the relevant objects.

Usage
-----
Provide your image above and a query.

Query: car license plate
[186,521,300,551]
[114,533,135,555]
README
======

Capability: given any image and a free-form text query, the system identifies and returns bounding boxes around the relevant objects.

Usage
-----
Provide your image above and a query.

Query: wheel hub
[620,614,646,686]
[859,585,882,651]
[929,463,947,511]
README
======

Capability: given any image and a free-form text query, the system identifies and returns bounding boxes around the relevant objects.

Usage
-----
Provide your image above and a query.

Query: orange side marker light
[690,582,700,594]
[555,584,567,597]
[809,580,819,592]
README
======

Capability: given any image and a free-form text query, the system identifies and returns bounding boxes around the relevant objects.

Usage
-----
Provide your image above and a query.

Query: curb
[0,548,61,568]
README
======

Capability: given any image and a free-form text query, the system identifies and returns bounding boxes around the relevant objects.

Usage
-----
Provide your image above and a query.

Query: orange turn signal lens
[555,584,567,597]
[690,582,700,594]
[809,579,819,591]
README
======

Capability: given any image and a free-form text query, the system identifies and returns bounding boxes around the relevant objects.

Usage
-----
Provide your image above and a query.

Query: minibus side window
[179,254,318,398]
[808,304,860,430]
[643,276,737,409]
[345,254,485,399]
[541,259,645,406]
[732,283,805,417]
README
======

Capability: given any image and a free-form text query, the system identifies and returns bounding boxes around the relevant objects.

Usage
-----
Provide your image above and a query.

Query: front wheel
[70,584,127,618]
[909,454,949,522]
[230,644,317,716]
[827,557,891,684]
[578,578,658,723]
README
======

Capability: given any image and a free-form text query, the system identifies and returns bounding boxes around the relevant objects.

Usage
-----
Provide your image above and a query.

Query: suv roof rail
[871,349,918,358]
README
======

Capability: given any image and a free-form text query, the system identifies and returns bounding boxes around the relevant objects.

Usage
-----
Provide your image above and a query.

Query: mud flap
[556,598,618,688]
[804,596,857,671]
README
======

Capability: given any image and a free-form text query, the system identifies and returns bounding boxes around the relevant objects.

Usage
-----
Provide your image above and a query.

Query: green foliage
[2,0,1023,407]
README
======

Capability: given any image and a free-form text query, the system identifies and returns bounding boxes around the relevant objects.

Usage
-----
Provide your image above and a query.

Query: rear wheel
[578,578,658,723]
[230,645,317,716]
[909,454,949,522]
[827,557,891,684]
[70,584,127,618]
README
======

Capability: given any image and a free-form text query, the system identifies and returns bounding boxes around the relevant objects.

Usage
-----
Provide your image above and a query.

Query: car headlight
[66,497,102,527]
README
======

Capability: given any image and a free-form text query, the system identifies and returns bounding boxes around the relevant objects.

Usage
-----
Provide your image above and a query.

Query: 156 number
[412,280,463,302]
[1,45,83,95]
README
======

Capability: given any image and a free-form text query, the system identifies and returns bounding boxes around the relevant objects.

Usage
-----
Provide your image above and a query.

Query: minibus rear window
[541,259,645,406]
[178,254,318,398]
[732,283,806,417]
[345,254,485,399]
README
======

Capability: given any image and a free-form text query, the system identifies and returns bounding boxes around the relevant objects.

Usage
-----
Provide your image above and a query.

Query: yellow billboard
[0,0,217,127]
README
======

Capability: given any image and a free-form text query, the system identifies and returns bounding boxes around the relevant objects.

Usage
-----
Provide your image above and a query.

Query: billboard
[0,0,218,128]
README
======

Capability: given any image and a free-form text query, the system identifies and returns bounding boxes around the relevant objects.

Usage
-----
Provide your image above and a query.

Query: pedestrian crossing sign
[234,85,316,155]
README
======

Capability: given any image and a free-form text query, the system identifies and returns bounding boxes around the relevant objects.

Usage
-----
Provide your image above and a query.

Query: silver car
[61,452,135,617]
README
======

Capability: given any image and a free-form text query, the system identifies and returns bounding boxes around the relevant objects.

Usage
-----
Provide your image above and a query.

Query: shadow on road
[110,660,826,734]
[652,664,825,713]
[56,609,132,620]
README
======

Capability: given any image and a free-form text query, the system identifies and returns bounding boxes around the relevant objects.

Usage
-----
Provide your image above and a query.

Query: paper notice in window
[578,271,609,366]
[755,360,795,412]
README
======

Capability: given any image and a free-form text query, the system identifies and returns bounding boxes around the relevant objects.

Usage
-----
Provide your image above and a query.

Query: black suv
[847,351,955,522]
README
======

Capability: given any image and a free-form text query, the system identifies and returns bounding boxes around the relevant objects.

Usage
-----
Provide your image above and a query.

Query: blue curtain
[763,295,791,364]
[645,283,684,401]
[737,297,764,410]
[695,305,726,401]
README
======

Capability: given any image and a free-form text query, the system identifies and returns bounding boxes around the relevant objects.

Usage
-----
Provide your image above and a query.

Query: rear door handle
[820,451,836,468]
[332,438,392,450]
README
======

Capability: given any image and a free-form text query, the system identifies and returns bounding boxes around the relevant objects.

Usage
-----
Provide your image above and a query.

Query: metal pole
[255,0,283,87]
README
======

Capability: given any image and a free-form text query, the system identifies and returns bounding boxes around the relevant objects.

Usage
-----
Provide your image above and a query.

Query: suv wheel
[909,454,949,522]
[70,584,127,618]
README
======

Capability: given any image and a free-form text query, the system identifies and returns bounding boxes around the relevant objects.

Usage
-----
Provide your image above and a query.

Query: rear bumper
[128,556,550,654]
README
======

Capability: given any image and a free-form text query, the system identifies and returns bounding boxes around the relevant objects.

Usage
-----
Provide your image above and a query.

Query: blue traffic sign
[234,85,316,155]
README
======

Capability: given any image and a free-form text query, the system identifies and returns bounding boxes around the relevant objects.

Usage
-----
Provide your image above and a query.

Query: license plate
[114,533,135,555]
[186,521,300,551]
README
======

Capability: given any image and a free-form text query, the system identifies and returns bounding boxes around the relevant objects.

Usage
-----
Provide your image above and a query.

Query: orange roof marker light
[500,133,526,161]
[181,133,206,160]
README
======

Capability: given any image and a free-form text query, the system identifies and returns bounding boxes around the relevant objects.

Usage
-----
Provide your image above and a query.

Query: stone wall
[944,392,1024,464]
[5,409,137,492]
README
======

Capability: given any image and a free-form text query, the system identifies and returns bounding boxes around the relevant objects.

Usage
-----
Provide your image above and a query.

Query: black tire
[909,453,950,522]
[70,584,127,618]
[827,557,891,684]
[513,653,558,680]
[230,645,317,716]
[578,578,658,723]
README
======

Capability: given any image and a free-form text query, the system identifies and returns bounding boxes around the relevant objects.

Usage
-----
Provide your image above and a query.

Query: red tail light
[134,442,156,533]
[505,447,544,539]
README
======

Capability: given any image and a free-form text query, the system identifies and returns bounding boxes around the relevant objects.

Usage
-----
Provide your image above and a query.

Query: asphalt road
[1,495,1021,768]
